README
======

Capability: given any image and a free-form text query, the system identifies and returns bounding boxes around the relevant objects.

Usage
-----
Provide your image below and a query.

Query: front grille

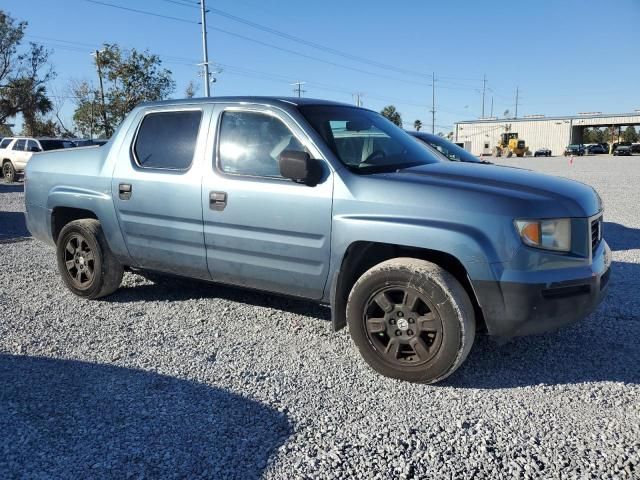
[591,216,602,254]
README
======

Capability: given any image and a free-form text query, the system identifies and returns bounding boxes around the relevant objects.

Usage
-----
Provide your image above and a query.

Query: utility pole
[93,50,109,137]
[481,74,487,118]
[353,92,363,107]
[200,0,211,97]
[490,96,494,118]
[514,86,519,119]
[430,72,436,134]
[291,81,306,98]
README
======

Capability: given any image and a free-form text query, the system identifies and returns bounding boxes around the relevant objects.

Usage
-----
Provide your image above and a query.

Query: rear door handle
[119,183,132,200]
[209,191,227,211]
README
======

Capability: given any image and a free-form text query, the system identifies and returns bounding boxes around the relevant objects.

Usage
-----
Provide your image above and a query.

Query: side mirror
[279,150,322,186]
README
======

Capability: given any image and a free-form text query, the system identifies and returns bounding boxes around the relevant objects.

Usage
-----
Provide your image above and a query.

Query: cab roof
[139,96,353,109]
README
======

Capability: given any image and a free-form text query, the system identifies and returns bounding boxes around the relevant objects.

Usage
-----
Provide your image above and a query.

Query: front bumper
[473,240,611,337]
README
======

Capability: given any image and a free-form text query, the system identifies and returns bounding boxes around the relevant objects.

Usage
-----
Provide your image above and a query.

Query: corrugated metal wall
[455,114,640,157]
[455,119,571,156]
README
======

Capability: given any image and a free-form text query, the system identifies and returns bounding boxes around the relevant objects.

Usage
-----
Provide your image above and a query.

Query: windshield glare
[298,105,441,173]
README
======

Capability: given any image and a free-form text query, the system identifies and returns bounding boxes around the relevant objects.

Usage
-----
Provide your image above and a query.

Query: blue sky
[4,0,640,133]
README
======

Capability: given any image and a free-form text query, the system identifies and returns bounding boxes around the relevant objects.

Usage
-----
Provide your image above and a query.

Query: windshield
[298,105,441,173]
[413,133,482,163]
[39,140,75,151]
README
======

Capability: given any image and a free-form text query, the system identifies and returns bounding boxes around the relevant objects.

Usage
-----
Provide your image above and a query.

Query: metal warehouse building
[454,112,640,156]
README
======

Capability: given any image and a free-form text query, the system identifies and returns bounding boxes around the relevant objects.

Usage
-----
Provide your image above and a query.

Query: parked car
[408,131,490,164]
[599,142,610,153]
[564,144,585,156]
[585,144,607,154]
[611,142,632,153]
[1,137,76,182]
[613,146,632,156]
[631,143,640,153]
[24,97,610,383]
[534,147,552,157]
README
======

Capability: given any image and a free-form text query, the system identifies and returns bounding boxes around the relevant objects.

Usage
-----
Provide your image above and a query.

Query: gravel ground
[0,155,638,479]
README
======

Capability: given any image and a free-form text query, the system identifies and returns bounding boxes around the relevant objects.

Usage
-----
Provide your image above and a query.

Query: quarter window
[218,110,306,178]
[0,138,11,149]
[26,140,41,152]
[133,110,202,170]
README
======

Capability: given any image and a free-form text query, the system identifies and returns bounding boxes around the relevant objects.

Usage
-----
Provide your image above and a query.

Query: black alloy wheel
[363,286,443,366]
[62,233,96,289]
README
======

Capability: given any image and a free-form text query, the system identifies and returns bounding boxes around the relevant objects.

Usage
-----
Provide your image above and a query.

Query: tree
[70,80,103,138]
[622,126,638,143]
[72,44,175,137]
[583,128,596,143]
[413,119,422,131]
[380,105,402,127]
[0,11,54,133]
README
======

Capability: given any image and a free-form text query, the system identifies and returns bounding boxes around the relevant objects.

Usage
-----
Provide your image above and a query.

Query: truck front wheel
[347,258,475,383]
[56,219,124,299]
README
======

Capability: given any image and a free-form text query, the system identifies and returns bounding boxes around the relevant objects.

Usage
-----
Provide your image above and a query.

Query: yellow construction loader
[495,132,526,157]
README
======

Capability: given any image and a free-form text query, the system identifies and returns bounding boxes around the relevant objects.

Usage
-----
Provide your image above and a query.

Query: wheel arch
[330,241,486,333]
[51,206,98,243]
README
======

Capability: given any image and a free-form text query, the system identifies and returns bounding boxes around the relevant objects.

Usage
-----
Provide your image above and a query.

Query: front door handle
[209,191,227,211]
[119,183,132,200]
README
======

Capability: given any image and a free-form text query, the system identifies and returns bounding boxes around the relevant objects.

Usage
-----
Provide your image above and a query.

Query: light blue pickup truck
[24,97,611,383]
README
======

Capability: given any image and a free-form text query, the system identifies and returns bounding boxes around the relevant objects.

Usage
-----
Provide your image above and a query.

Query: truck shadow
[0,211,30,243]
[449,259,640,388]
[603,222,640,251]
[111,274,332,322]
[0,183,24,194]
[0,354,291,478]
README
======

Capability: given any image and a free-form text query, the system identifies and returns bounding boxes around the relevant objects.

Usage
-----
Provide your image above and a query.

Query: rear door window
[133,110,202,170]
[13,139,26,151]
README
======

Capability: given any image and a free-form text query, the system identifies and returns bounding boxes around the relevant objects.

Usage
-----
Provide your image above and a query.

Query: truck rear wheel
[2,161,16,183]
[56,219,124,299]
[347,258,475,383]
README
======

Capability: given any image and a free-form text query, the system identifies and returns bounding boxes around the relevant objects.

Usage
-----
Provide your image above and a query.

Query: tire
[347,258,475,383]
[56,219,124,299]
[2,161,16,183]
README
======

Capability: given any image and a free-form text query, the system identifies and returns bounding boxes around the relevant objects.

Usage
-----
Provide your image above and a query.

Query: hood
[387,161,601,218]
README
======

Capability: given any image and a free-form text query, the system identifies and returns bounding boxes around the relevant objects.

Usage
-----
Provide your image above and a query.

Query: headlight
[515,218,571,252]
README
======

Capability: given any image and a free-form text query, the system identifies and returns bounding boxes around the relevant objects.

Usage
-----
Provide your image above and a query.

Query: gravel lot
[1,155,638,479]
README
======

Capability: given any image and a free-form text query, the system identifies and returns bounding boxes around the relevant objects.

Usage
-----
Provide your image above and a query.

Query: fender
[46,185,132,264]
[325,214,503,331]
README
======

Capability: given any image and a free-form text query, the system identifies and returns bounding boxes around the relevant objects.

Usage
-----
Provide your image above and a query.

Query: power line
[82,0,438,88]
[149,0,473,82]
[85,0,197,23]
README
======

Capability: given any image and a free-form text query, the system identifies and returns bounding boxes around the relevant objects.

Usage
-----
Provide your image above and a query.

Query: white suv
[1,137,76,182]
